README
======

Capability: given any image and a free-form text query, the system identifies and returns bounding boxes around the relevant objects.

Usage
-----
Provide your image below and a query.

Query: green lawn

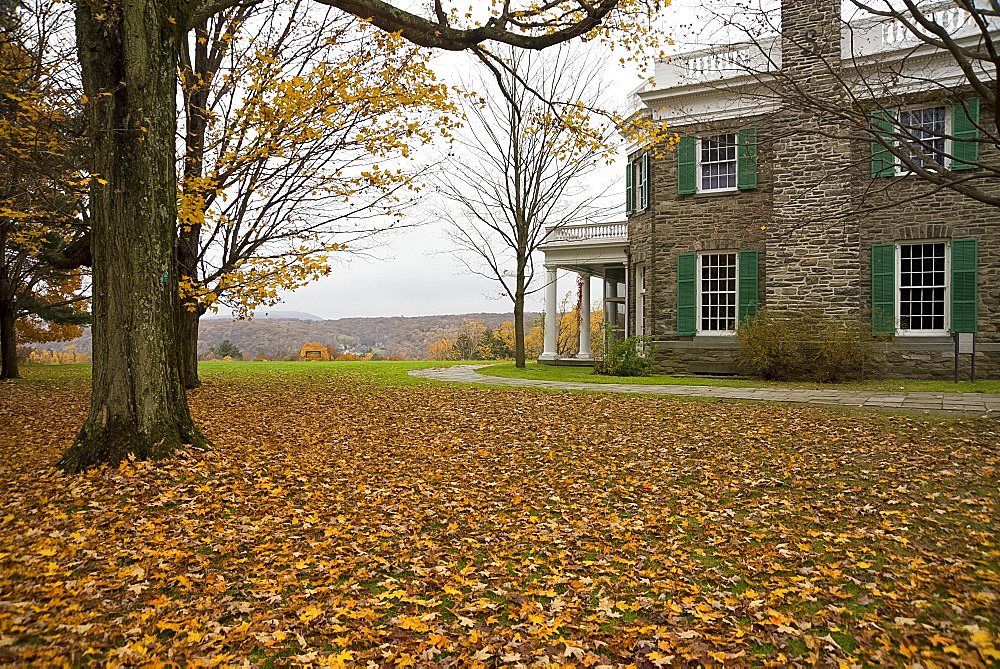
[14,359,479,388]
[477,361,1000,394]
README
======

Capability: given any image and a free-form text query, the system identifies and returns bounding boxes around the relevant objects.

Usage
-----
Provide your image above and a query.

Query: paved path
[409,365,1000,416]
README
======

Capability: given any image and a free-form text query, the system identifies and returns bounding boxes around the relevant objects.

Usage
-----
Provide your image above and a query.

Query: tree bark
[177,15,212,390]
[179,303,205,389]
[0,298,17,380]
[514,267,526,369]
[58,0,206,472]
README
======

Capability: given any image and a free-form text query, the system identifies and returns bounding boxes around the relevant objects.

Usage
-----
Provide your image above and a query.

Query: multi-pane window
[700,134,737,191]
[699,253,737,332]
[898,106,946,171]
[899,242,946,331]
[626,153,649,215]
[635,263,646,336]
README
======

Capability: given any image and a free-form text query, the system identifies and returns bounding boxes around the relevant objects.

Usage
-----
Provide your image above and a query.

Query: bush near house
[596,333,652,377]
[737,309,882,382]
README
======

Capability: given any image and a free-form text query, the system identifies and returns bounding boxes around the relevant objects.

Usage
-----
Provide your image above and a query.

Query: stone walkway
[409,365,1000,416]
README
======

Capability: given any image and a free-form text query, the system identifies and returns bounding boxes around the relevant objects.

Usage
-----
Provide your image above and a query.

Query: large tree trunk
[59,0,205,472]
[0,298,17,380]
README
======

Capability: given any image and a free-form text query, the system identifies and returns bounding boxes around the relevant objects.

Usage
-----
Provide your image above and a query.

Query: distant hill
[204,310,322,321]
[34,312,539,360]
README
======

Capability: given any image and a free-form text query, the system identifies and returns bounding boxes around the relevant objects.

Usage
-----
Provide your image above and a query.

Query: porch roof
[539,221,628,272]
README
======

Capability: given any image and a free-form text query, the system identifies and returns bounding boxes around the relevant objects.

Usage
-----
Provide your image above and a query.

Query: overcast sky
[224,0,708,321]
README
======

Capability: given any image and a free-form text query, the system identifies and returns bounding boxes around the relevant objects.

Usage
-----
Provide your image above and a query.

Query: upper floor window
[871,97,980,177]
[700,134,738,192]
[625,152,649,216]
[898,106,947,173]
[677,128,757,195]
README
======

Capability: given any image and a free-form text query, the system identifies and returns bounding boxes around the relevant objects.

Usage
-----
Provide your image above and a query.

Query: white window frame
[696,252,740,335]
[895,240,950,336]
[629,153,648,213]
[894,105,951,176]
[696,133,738,194]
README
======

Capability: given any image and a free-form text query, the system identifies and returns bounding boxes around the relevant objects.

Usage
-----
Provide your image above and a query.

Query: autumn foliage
[1,363,999,665]
[428,303,603,361]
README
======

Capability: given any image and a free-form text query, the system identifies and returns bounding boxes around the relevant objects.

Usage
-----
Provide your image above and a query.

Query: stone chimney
[766,0,861,316]
[780,0,843,85]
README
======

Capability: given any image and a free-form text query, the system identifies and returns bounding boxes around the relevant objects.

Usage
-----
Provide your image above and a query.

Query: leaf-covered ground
[1,362,999,667]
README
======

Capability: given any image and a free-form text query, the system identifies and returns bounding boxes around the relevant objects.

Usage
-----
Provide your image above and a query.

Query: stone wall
[627,123,773,342]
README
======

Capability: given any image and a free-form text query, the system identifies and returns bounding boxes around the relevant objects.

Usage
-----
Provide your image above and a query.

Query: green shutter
[951,96,979,171]
[738,250,759,324]
[625,160,633,215]
[677,253,696,336]
[641,152,650,209]
[737,127,758,190]
[951,239,978,333]
[871,109,896,178]
[871,243,896,335]
[677,135,696,195]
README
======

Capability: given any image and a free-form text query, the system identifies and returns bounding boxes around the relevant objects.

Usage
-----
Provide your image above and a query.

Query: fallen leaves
[0,363,998,666]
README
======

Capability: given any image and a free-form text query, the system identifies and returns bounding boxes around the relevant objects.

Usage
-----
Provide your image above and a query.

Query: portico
[537,221,629,363]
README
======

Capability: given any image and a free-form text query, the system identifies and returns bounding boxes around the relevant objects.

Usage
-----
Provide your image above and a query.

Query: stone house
[538,0,998,379]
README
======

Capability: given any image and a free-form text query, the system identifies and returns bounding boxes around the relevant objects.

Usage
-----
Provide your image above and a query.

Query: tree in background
[209,339,242,360]
[176,1,457,388]
[437,45,625,370]
[61,0,663,471]
[477,327,515,360]
[0,0,87,380]
[424,311,604,362]
[553,290,605,358]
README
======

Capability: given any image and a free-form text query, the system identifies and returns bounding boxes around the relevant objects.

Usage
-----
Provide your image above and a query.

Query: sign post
[954,332,976,382]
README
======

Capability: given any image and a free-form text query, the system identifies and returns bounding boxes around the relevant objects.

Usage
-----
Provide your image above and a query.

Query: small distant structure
[299,342,330,361]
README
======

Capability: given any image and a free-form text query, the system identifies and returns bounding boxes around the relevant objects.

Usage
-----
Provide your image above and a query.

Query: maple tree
[2,362,999,664]
[176,1,456,389]
[62,0,664,470]
[0,0,87,380]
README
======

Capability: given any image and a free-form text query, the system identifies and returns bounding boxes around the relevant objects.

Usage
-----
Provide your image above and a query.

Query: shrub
[737,308,882,382]
[816,316,881,383]
[596,332,652,377]
[736,308,806,380]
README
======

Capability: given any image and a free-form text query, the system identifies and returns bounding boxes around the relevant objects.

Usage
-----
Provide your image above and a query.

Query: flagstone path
[409,364,1000,416]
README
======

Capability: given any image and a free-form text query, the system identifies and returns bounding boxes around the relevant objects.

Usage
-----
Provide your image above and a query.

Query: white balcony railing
[645,5,986,93]
[543,221,628,246]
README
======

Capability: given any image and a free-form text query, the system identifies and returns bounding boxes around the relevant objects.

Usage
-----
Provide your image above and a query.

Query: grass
[13,359,480,388]
[477,361,1000,394]
[1,362,998,666]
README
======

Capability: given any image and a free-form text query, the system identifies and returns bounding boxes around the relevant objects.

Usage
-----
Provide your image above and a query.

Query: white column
[539,266,559,361]
[576,273,593,359]
[623,261,630,338]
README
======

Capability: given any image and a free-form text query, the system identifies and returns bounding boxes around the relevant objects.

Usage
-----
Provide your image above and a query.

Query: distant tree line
[427,299,604,361]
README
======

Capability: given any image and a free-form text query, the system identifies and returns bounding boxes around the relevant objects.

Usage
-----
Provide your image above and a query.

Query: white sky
[234,0,707,320]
